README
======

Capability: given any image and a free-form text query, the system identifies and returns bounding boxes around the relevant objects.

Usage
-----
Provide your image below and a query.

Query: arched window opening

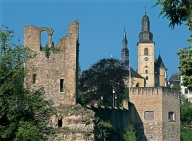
[146,76,148,80]
[40,31,48,50]
[58,118,62,127]
[145,70,148,74]
[136,83,139,87]
[144,48,148,55]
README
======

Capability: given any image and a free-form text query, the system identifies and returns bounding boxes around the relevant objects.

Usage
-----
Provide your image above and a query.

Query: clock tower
[138,12,155,87]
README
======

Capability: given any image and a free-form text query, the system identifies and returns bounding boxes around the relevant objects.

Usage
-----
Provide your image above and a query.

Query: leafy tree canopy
[79,58,128,106]
[153,0,192,28]
[153,0,192,90]
[0,25,54,140]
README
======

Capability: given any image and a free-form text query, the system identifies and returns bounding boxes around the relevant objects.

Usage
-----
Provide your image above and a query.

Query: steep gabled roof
[130,67,144,79]
[155,55,165,68]
[169,73,180,82]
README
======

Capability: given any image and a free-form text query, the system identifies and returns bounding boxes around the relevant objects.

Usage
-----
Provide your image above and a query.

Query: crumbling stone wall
[24,21,79,106]
[49,104,95,141]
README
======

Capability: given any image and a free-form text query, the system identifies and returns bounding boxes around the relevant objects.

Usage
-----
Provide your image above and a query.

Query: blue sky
[0,0,191,78]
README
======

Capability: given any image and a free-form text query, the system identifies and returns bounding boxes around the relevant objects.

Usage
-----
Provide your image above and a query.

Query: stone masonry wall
[129,87,180,141]
[49,104,95,141]
[24,21,79,106]
[161,87,180,141]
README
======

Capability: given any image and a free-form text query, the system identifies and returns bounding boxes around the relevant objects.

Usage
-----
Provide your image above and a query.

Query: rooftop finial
[144,4,147,14]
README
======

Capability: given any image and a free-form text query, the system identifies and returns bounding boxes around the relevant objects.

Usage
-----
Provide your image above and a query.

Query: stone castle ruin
[24,21,79,106]
[24,21,180,141]
[24,21,95,140]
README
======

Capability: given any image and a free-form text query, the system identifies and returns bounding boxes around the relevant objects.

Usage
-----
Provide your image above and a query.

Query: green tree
[123,124,137,141]
[181,125,192,141]
[79,58,128,106]
[153,0,192,90]
[0,25,54,140]
[153,0,192,28]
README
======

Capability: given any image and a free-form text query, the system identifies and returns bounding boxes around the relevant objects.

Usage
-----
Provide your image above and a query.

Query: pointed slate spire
[121,29,129,65]
[123,28,128,47]
[156,55,165,68]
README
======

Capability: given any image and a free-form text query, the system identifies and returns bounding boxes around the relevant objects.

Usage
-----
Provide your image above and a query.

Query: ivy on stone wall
[40,45,60,58]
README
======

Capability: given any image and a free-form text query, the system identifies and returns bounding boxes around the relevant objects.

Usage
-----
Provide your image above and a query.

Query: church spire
[121,29,129,65]
[139,12,153,43]
[123,28,128,48]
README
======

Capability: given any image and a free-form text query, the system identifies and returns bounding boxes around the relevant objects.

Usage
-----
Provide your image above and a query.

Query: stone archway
[40,27,54,48]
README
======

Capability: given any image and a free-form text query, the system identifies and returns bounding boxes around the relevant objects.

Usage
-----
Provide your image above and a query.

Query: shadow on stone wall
[129,102,147,141]
[90,102,147,141]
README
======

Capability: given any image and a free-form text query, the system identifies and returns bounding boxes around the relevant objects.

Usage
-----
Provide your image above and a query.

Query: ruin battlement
[24,20,79,53]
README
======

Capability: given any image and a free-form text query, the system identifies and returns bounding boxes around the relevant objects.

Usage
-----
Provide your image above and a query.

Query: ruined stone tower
[24,21,79,106]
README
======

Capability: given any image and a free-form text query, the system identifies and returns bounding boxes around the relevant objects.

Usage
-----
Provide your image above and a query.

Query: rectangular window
[60,79,64,92]
[168,112,175,121]
[185,88,188,94]
[144,111,154,120]
[32,74,36,84]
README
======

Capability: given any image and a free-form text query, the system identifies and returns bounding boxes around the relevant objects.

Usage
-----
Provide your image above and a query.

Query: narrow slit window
[146,76,148,80]
[58,118,62,127]
[145,70,148,74]
[32,74,36,84]
[60,79,64,92]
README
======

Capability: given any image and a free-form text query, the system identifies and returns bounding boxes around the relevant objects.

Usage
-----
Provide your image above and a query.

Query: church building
[122,12,167,87]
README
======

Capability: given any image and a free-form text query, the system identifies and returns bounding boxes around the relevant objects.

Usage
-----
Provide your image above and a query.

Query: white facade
[180,76,192,102]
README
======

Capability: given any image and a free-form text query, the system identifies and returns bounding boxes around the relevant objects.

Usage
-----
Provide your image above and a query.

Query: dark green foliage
[153,0,192,28]
[95,119,117,141]
[123,124,137,141]
[41,44,60,58]
[78,91,85,105]
[180,99,192,121]
[181,125,192,141]
[177,46,192,91]
[79,58,127,106]
[121,87,129,101]
[0,25,54,140]
[153,0,192,91]
[119,87,129,107]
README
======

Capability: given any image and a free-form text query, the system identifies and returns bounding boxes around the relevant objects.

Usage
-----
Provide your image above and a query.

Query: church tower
[121,29,129,65]
[137,13,155,87]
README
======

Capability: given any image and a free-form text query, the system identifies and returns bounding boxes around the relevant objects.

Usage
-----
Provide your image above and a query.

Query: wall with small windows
[24,21,79,106]
[130,87,180,141]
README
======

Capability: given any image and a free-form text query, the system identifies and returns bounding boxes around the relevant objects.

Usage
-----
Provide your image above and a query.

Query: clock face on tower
[144,57,149,61]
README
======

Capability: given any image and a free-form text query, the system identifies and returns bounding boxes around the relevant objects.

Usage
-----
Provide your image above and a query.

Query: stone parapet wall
[130,87,179,98]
